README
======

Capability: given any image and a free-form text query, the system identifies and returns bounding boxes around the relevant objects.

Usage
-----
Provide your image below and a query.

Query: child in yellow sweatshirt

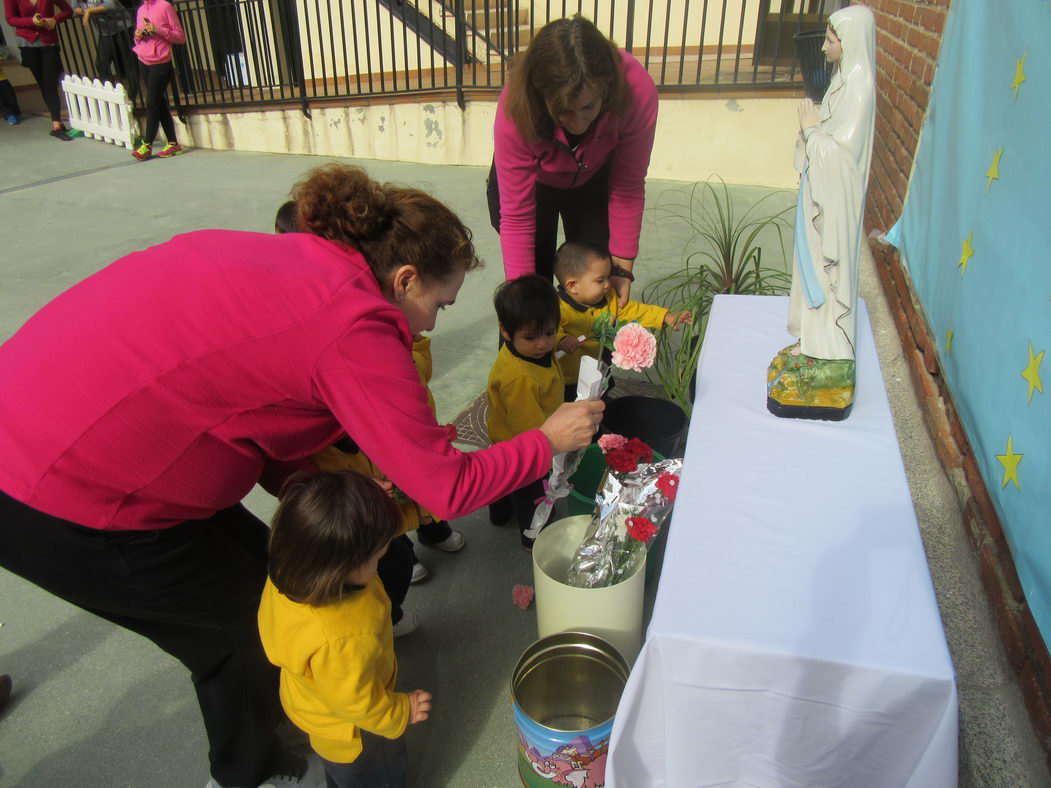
[258,471,432,788]
[486,275,564,550]
[554,241,691,401]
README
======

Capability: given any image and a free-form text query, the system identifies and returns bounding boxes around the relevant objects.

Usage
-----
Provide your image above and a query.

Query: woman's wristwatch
[610,264,634,281]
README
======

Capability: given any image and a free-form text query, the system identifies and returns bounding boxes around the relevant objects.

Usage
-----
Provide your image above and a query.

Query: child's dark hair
[553,240,610,284]
[274,200,298,234]
[494,274,560,337]
[268,470,400,606]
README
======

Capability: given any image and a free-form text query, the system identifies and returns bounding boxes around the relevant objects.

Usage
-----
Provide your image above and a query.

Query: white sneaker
[410,561,429,584]
[393,610,419,637]
[426,530,465,552]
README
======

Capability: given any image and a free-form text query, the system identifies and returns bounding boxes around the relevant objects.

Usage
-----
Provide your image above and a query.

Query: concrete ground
[0,112,1048,787]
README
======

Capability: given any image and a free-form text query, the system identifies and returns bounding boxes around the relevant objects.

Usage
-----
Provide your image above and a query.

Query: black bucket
[600,395,688,459]
[794,30,833,103]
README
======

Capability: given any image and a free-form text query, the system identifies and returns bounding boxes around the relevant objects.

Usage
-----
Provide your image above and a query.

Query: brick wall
[861,0,1051,769]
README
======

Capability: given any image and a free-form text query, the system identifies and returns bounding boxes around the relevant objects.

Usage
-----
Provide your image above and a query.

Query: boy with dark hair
[554,240,691,400]
[487,275,564,549]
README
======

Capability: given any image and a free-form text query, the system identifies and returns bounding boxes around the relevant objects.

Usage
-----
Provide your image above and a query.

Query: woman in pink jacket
[0,164,602,787]
[130,0,184,159]
[4,0,73,139]
[488,15,658,306]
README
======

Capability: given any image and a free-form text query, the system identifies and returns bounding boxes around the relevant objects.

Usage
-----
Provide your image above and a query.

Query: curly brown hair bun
[292,163,481,284]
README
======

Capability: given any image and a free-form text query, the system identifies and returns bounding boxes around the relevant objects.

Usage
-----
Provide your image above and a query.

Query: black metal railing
[56,0,847,115]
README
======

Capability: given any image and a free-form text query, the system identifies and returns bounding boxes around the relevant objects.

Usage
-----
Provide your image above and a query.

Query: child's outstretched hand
[557,335,583,354]
[408,689,432,724]
[663,310,693,330]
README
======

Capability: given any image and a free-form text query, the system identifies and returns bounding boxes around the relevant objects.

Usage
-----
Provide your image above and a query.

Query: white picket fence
[61,74,138,149]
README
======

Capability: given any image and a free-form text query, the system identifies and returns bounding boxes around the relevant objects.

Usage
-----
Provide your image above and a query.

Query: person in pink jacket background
[487,15,658,306]
[131,0,184,159]
[4,0,73,138]
[0,163,602,787]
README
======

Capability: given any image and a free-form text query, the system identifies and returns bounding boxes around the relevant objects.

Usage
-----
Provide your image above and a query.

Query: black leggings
[0,489,284,787]
[487,160,611,281]
[140,59,176,144]
[19,45,63,122]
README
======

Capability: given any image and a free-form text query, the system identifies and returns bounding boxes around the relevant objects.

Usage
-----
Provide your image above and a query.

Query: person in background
[73,0,137,102]
[486,275,565,549]
[0,53,22,124]
[488,15,658,306]
[131,0,183,160]
[4,0,73,139]
[258,471,431,788]
[554,240,691,401]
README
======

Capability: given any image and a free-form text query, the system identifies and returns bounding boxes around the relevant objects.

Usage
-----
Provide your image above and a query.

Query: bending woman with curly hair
[488,15,658,306]
[0,164,603,788]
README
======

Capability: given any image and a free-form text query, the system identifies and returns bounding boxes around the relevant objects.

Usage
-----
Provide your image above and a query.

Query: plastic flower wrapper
[566,449,684,589]
[525,355,609,541]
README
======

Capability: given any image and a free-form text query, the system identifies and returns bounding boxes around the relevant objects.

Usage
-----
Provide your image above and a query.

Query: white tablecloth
[607,295,958,788]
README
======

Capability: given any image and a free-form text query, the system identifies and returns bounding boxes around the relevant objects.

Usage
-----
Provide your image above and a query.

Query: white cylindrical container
[532,515,646,664]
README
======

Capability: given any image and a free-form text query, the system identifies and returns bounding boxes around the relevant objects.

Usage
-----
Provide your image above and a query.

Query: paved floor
[0,112,1048,787]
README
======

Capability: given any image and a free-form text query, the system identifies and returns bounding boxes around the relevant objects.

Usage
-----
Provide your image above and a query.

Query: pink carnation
[597,434,628,454]
[512,584,535,610]
[611,322,657,371]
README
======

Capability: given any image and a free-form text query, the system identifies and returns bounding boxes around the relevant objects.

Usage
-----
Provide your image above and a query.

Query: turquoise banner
[887,3,1051,642]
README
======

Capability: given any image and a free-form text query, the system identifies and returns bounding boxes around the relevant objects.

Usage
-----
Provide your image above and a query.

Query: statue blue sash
[796,170,825,309]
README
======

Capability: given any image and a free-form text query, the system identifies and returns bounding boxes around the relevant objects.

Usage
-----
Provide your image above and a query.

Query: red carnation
[655,472,679,501]
[624,438,654,464]
[605,448,640,474]
[626,516,658,543]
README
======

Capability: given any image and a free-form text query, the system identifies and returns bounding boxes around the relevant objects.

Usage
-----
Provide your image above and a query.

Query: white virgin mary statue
[767,4,876,421]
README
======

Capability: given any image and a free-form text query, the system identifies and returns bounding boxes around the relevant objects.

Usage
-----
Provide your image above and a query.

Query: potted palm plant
[642,177,795,415]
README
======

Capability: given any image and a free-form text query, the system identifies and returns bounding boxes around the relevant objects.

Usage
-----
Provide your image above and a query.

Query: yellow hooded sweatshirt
[257,576,411,763]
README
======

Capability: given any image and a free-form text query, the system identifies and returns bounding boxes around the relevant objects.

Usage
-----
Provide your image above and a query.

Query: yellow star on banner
[946,329,954,354]
[958,232,974,275]
[1012,51,1027,99]
[1022,342,1045,403]
[996,435,1023,490]
[985,147,1003,192]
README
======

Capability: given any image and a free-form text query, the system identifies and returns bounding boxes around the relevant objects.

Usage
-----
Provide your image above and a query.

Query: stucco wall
[182,95,802,188]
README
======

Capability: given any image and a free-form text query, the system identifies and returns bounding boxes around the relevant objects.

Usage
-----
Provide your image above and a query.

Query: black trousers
[487,160,611,281]
[19,45,63,122]
[140,59,176,144]
[320,730,407,788]
[0,489,283,787]
[0,78,21,117]
[96,31,138,101]
[376,534,414,624]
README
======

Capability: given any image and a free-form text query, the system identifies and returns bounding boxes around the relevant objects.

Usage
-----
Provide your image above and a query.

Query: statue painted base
[766,343,855,421]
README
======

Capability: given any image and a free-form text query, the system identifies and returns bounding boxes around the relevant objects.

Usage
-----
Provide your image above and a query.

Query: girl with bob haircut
[259,470,432,787]
[0,162,603,786]
[488,15,658,307]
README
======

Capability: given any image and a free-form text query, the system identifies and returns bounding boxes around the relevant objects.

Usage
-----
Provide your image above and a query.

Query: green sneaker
[132,141,152,161]
[157,142,183,158]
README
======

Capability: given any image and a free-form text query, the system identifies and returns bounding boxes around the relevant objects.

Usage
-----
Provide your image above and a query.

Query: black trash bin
[599,395,688,460]
[795,30,834,103]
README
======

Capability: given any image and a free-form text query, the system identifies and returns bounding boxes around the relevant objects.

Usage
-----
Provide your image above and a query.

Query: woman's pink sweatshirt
[0,230,551,531]
[493,50,658,280]
[132,0,184,65]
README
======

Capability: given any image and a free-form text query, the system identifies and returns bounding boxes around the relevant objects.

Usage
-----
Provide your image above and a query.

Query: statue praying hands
[767,5,876,420]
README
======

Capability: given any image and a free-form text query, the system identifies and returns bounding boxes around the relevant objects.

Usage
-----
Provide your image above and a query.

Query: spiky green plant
[642,177,795,414]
